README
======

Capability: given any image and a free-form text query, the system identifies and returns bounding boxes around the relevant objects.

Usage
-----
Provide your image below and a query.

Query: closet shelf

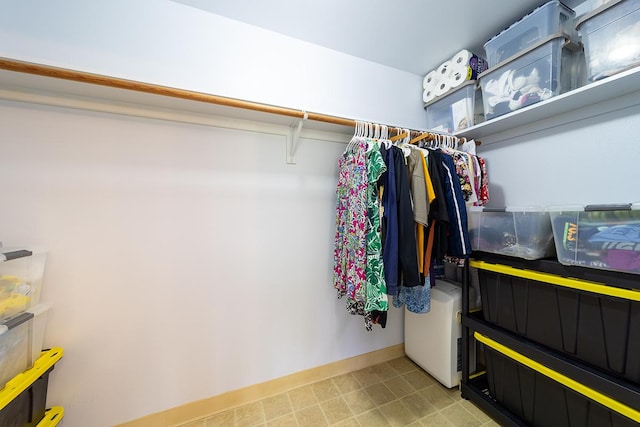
[454,66,640,144]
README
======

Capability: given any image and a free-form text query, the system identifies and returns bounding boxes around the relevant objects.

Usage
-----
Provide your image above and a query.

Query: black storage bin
[0,367,52,427]
[477,332,640,427]
[471,256,640,384]
[0,348,62,427]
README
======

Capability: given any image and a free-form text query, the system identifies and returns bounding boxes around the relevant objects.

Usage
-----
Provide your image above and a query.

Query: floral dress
[333,138,368,300]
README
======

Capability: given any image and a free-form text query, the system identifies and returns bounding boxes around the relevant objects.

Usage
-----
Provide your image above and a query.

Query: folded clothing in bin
[482,67,553,115]
[480,33,576,120]
[549,203,640,274]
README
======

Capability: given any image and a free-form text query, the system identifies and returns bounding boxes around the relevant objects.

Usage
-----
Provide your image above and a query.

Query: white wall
[0,0,426,130]
[0,1,428,424]
[477,98,640,206]
[0,99,405,426]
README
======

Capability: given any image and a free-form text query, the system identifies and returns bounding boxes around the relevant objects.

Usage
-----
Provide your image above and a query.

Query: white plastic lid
[545,205,585,212]
[26,303,52,317]
[505,206,546,212]
[467,206,484,212]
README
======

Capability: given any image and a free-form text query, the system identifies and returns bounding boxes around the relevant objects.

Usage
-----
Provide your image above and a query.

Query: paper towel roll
[451,49,488,80]
[449,66,472,89]
[436,61,453,79]
[423,88,437,103]
[435,80,451,97]
[423,70,439,90]
[452,49,474,66]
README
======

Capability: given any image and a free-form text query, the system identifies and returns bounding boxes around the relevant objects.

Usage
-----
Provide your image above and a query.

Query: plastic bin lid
[505,206,546,212]
[0,249,33,262]
[545,205,585,212]
[26,303,52,317]
[423,79,478,108]
[479,32,576,79]
[575,0,626,30]
[0,312,34,336]
[484,0,575,47]
[546,203,637,212]
[467,205,485,212]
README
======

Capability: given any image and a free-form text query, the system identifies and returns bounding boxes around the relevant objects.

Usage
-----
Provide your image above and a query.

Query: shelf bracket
[286,111,308,164]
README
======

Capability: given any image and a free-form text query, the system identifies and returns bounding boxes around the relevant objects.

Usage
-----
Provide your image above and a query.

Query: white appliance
[404,279,475,388]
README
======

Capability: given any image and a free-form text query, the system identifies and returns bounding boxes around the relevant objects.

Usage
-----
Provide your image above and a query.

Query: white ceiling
[171,0,581,76]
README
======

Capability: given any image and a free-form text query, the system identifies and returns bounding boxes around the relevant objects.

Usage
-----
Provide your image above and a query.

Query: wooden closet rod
[0,57,355,126]
[0,57,478,145]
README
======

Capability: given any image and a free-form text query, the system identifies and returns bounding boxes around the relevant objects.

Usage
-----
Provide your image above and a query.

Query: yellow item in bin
[0,275,32,319]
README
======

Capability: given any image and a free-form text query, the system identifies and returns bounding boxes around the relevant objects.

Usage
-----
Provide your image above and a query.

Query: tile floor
[178,356,499,427]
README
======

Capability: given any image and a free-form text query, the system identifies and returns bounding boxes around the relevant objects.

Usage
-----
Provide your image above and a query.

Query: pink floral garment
[333,138,369,300]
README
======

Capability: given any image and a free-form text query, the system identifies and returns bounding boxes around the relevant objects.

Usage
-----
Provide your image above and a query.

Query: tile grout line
[189,357,491,427]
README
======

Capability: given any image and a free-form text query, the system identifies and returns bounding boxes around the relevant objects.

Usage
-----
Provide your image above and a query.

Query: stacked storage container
[548,203,640,275]
[467,206,556,260]
[423,50,488,132]
[0,248,60,426]
[425,80,482,133]
[0,249,50,390]
[576,0,640,82]
[465,215,640,426]
[479,1,580,120]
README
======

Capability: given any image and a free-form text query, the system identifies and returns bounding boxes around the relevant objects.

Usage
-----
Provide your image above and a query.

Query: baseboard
[116,344,405,427]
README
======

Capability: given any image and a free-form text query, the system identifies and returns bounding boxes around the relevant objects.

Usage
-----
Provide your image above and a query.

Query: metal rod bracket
[286,111,308,164]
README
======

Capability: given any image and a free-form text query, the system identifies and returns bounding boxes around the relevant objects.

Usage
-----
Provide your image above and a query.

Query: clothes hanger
[381,125,392,149]
[389,130,408,143]
[446,135,455,150]
[409,131,432,145]
[347,120,363,152]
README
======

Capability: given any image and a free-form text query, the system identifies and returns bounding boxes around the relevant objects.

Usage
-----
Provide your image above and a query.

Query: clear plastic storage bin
[549,203,640,274]
[425,80,481,133]
[576,0,640,82]
[589,0,616,8]
[480,34,575,120]
[484,1,576,67]
[0,303,51,390]
[0,250,46,323]
[467,206,555,260]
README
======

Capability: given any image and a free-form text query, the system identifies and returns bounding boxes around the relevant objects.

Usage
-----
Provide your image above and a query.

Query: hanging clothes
[333,125,489,325]
[364,141,388,327]
[380,145,399,295]
[439,151,472,258]
[426,149,450,263]
[333,138,368,300]
[333,136,376,331]
[392,146,422,287]
[393,277,431,313]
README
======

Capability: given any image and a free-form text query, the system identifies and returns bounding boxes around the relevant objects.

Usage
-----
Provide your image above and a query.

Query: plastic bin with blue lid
[576,0,640,82]
[483,0,576,67]
[467,206,556,260]
[548,203,640,274]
